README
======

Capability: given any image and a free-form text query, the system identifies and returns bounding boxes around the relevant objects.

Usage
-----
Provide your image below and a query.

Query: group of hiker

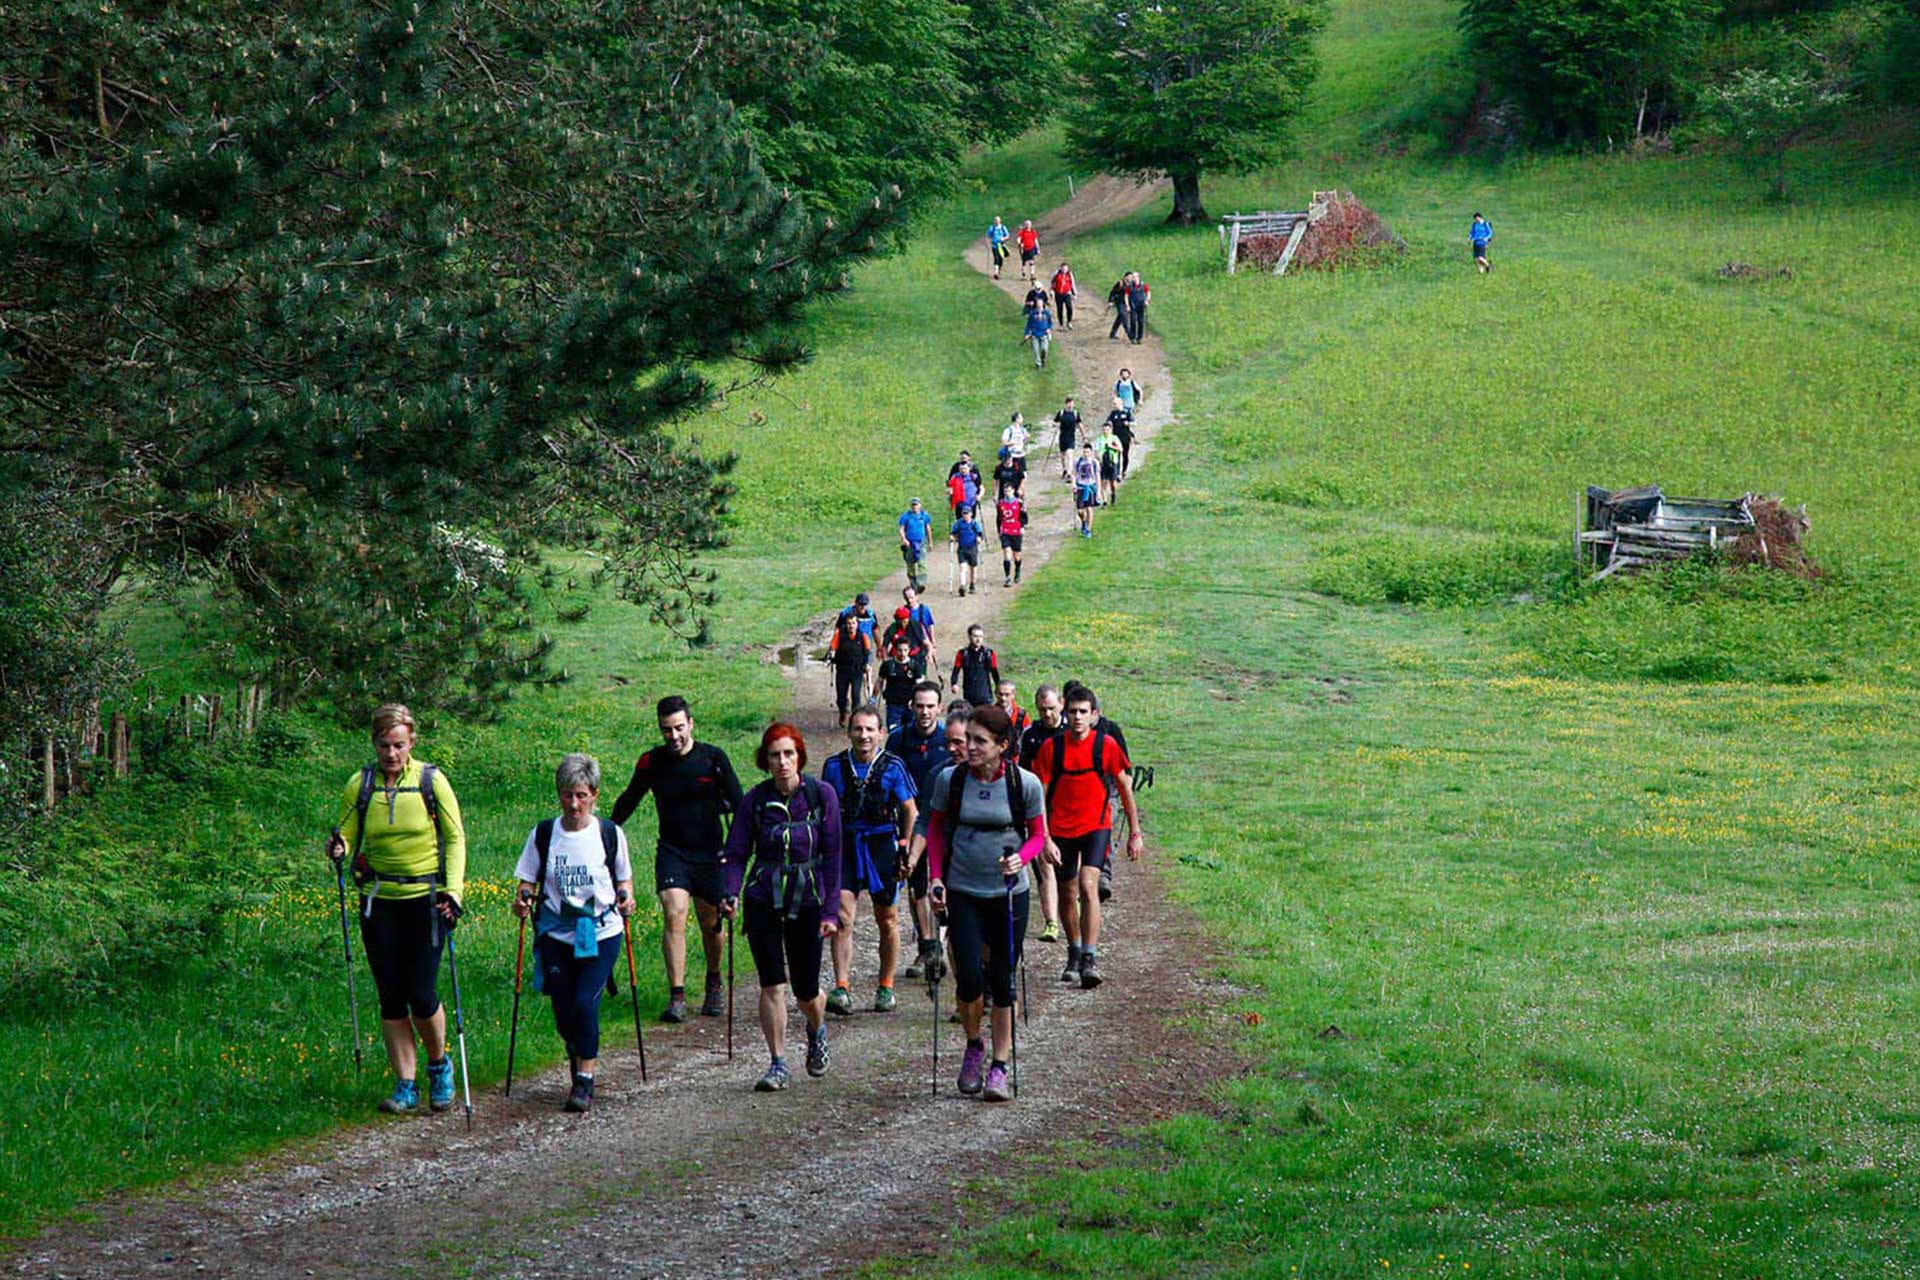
[993,215,1152,368]
[327,679,1146,1111]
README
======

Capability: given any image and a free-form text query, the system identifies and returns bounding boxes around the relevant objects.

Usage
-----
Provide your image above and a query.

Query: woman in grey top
[925,706,1049,1102]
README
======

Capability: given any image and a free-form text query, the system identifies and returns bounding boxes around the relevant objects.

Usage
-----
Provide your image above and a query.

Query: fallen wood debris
[1579,485,1814,580]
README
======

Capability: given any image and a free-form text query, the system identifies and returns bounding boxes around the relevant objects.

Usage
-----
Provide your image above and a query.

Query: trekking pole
[725,913,735,1063]
[930,959,940,1099]
[1005,876,1020,1098]
[504,909,528,1097]
[623,911,649,1083]
[443,928,475,1131]
[327,830,363,1070]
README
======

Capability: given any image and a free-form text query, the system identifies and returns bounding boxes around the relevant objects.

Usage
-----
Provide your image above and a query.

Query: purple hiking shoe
[982,1063,1012,1102]
[957,1039,986,1095]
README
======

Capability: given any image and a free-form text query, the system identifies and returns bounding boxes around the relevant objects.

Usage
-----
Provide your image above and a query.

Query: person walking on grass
[721,723,842,1091]
[898,497,934,593]
[1030,684,1145,990]
[952,623,1001,708]
[1022,303,1053,370]
[1015,219,1040,281]
[327,703,468,1115]
[1470,212,1494,274]
[1018,684,1066,944]
[823,708,919,1017]
[951,502,985,597]
[1105,274,1131,340]
[1124,273,1151,343]
[610,696,743,1025]
[1112,404,1135,481]
[1051,262,1077,328]
[512,753,634,1113]
[1096,419,1123,508]
[926,706,1047,1102]
[996,484,1027,587]
[1066,680,1130,907]
[889,681,951,982]
[1114,368,1141,418]
[987,216,1011,279]
[829,611,875,727]
[1052,397,1081,479]
[1071,443,1100,538]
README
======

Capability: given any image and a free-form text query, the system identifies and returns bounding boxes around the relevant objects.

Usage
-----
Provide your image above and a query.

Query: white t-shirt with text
[513,818,635,944]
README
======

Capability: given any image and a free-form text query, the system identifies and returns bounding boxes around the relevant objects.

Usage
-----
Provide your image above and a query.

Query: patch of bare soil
[6,172,1234,1280]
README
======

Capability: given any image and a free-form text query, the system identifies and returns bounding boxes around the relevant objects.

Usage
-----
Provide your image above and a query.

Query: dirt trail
[6,174,1220,1280]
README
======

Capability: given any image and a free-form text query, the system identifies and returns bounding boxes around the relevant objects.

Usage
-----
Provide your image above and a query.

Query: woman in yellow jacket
[326,704,467,1114]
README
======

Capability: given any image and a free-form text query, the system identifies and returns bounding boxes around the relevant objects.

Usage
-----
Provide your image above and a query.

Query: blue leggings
[537,933,623,1061]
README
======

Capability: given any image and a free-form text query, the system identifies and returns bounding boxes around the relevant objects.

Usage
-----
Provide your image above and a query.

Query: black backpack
[831,750,905,831]
[1040,725,1113,808]
[943,763,1031,836]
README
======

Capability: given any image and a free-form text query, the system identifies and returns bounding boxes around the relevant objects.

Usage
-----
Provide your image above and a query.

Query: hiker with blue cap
[899,497,934,592]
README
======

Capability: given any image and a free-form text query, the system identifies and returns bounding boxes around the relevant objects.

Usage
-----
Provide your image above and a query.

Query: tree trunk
[1167,171,1208,225]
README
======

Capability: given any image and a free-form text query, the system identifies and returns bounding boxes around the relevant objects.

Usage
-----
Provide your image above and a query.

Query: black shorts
[1473,243,1489,260]
[742,896,825,1000]
[1100,459,1117,481]
[840,832,902,906]
[1020,247,1037,263]
[999,533,1023,553]
[957,545,979,566]
[655,845,723,904]
[1055,829,1113,877]
[359,894,444,1021]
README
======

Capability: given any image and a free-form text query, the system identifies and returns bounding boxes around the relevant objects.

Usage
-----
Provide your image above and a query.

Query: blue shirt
[1470,219,1493,247]
[839,606,876,641]
[820,752,918,840]
[951,517,982,550]
[988,223,1009,247]
[907,602,935,634]
[1025,309,1053,339]
[899,509,933,548]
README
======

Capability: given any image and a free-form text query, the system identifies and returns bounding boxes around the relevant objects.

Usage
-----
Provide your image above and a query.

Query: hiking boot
[957,1039,986,1095]
[425,1057,455,1112]
[1038,919,1060,944]
[1099,864,1114,902]
[1004,574,1013,588]
[806,1026,831,1078]
[1079,956,1104,989]
[661,996,688,1024]
[378,1078,419,1114]
[873,985,898,1013]
[982,1063,1012,1103]
[701,974,726,1018]
[1061,951,1082,983]
[904,950,924,980]
[754,1060,791,1092]
[826,985,854,1017]
[564,1074,594,1113]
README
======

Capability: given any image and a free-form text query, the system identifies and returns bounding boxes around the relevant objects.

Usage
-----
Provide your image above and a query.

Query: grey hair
[555,752,601,792]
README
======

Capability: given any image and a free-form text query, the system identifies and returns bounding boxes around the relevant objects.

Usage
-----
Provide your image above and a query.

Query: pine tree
[1,0,912,720]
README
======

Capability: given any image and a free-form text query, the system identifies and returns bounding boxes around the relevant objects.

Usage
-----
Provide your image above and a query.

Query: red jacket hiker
[1016,226,1039,253]
[1051,268,1074,296]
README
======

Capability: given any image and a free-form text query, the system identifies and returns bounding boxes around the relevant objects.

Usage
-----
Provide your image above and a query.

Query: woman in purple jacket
[722,722,843,1092]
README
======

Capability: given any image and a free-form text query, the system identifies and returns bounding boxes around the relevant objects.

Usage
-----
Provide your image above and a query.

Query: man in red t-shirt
[1030,683,1145,989]
[1015,220,1040,282]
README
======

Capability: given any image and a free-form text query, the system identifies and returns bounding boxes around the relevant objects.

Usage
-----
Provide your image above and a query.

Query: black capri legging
[743,896,826,1001]
[1053,292,1073,325]
[360,895,444,1020]
[945,887,1029,1008]
[834,663,867,716]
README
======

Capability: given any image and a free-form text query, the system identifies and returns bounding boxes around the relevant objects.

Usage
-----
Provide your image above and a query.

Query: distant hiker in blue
[1023,305,1053,370]
[987,217,1011,280]
[1470,213,1493,274]
[898,498,934,592]
[951,502,984,597]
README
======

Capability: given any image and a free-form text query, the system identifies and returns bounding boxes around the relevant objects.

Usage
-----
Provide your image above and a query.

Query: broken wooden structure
[1579,486,1757,579]
[1218,209,1309,275]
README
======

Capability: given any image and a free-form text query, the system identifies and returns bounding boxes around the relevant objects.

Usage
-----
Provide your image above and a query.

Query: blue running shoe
[379,1078,419,1114]
[426,1057,455,1112]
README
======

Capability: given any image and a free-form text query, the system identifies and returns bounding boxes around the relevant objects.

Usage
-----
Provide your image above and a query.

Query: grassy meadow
[0,150,1071,1236]
[922,1,1920,1276]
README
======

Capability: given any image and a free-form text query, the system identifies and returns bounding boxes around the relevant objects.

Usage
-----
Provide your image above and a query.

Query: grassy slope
[0,145,1072,1238]
[931,3,1920,1277]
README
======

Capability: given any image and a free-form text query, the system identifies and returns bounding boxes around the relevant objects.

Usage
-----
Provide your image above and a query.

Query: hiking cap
[856,592,870,605]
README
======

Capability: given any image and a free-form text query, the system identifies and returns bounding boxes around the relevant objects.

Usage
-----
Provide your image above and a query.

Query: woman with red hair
[720,723,843,1091]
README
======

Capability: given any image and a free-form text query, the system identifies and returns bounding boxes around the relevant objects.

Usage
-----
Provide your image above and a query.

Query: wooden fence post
[208,694,222,738]
[41,737,55,810]
[110,712,129,778]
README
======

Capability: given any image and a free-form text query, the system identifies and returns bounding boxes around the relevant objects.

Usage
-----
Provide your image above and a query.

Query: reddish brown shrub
[1292,192,1404,271]
[1729,496,1822,578]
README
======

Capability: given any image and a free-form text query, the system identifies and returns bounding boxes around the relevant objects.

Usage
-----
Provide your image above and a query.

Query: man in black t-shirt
[887,680,949,979]
[611,695,745,1023]
[1052,398,1082,479]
